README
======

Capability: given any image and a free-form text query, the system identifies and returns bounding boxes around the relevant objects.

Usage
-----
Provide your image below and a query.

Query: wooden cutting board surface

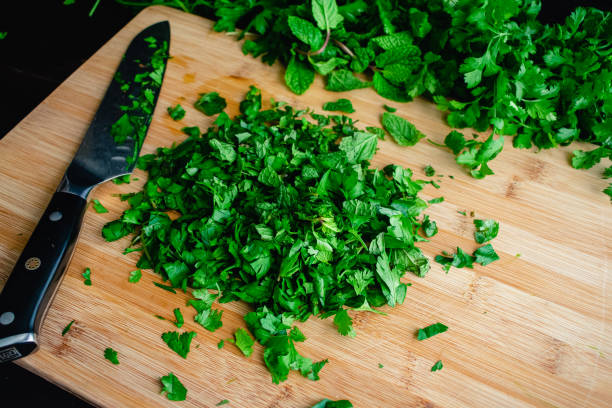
[0,6,610,408]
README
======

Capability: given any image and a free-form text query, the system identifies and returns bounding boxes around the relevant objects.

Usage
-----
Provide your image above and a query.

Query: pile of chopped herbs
[103,85,435,383]
[114,0,612,200]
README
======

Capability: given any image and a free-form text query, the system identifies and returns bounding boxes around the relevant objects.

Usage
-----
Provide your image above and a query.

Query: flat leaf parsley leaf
[417,322,448,340]
[104,347,119,365]
[160,372,187,401]
[431,360,443,372]
[161,331,196,359]
[473,219,499,243]
[234,328,255,357]
[82,267,92,286]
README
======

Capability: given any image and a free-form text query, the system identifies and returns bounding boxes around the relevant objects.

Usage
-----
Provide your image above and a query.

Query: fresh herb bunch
[103,86,434,381]
[115,0,612,198]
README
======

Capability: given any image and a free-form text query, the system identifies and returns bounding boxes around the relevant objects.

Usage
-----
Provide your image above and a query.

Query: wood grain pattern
[0,6,610,408]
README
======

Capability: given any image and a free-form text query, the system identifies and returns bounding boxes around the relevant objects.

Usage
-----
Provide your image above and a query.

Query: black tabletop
[0,0,609,406]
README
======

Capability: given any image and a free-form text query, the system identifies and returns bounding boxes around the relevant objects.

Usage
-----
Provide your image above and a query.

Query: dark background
[0,0,609,406]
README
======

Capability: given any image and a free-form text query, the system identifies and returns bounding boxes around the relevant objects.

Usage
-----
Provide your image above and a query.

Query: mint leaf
[381,112,425,146]
[288,16,323,50]
[312,0,344,30]
[338,131,377,164]
[285,56,315,95]
[326,69,369,91]
[323,98,355,113]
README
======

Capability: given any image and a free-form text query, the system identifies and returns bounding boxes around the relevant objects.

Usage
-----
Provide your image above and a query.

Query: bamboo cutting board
[0,6,610,408]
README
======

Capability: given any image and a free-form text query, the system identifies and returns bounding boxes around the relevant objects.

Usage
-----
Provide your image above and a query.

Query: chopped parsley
[311,399,353,408]
[424,165,435,177]
[92,199,108,213]
[104,347,119,365]
[62,320,75,336]
[160,372,187,401]
[153,282,176,294]
[167,104,186,121]
[82,267,92,286]
[473,219,499,243]
[216,400,230,406]
[417,323,448,340]
[233,328,255,357]
[128,269,142,283]
[161,331,196,358]
[431,360,443,372]
[194,92,227,116]
[435,244,499,272]
[173,308,184,328]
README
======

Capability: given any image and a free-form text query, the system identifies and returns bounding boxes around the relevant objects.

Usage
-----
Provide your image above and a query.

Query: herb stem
[332,39,355,58]
[311,28,330,56]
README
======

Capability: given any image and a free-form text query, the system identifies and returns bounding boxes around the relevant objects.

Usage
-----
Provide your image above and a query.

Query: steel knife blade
[0,21,170,363]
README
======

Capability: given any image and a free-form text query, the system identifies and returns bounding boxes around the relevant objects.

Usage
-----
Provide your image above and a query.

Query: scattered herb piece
[515,253,521,258]
[382,112,425,146]
[167,104,186,121]
[473,244,500,266]
[62,320,75,336]
[431,360,443,372]
[323,98,355,113]
[173,308,184,328]
[161,331,196,358]
[217,339,224,349]
[82,267,92,286]
[194,308,223,332]
[194,92,227,116]
[112,175,131,185]
[234,328,255,357]
[216,400,230,406]
[421,215,438,237]
[378,363,384,368]
[160,372,187,401]
[154,314,166,320]
[443,131,504,179]
[417,323,448,340]
[428,197,444,204]
[383,104,396,113]
[311,399,353,408]
[153,282,176,294]
[92,199,108,213]
[104,347,119,365]
[457,211,466,216]
[0,32,7,40]
[333,309,356,338]
[424,165,435,177]
[129,269,142,283]
[473,219,499,243]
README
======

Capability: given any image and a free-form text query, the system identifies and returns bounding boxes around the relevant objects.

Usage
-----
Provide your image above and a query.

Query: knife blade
[0,21,170,363]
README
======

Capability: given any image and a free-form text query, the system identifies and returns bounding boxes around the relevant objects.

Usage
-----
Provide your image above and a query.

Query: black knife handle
[0,192,87,362]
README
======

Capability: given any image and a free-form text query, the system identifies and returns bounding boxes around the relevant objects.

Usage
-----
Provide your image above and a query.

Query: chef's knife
[0,21,170,363]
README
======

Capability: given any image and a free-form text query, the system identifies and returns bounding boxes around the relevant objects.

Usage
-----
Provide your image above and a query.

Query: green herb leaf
[216,400,230,406]
[312,0,344,30]
[333,309,356,337]
[417,322,448,340]
[160,372,187,401]
[173,308,184,328]
[382,112,425,146]
[473,219,499,243]
[431,360,443,372]
[194,308,223,332]
[62,320,75,336]
[195,92,227,116]
[82,267,92,286]
[234,328,255,357]
[473,244,500,266]
[104,347,119,365]
[129,269,142,283]
[288,16,323,50]
[167,104,186,121]
[92,199,109,214]
[285,56,315,95]
[323,98,355,113]
[424,165,435,177]
[311,399,353,408]
[161,331,196,358]
[326,69,369,92]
